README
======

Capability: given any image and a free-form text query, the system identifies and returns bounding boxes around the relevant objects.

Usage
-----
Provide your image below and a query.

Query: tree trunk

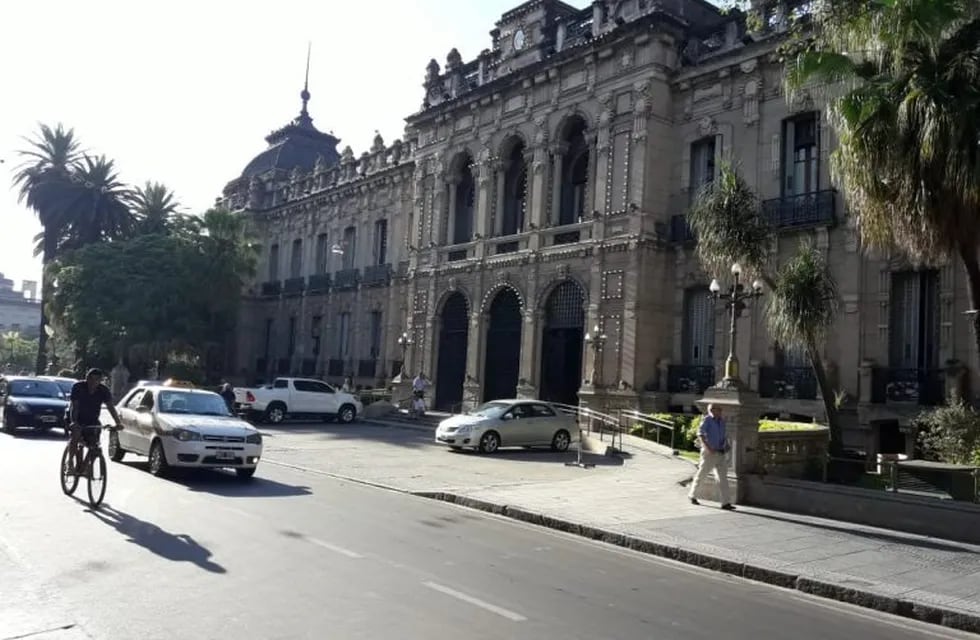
[808,344,843,456]
[34,230,57,374]
[957,241,980,382]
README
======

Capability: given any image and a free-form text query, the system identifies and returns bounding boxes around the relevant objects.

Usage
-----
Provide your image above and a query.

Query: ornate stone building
[222,0,977,458]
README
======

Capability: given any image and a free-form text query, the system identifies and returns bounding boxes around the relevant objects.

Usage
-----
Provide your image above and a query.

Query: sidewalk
[270,417,980,634]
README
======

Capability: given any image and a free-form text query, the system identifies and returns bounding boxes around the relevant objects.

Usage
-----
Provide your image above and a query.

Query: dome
[240,88,341,179]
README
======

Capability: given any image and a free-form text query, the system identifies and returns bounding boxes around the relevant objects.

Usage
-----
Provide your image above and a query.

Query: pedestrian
[219,382,236,414]
[341,376,353,393]
[688,403,735,510]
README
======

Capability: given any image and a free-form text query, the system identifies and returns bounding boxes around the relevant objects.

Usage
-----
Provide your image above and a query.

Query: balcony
[542,221,594,247]
[759,366,818,400]
[440,242,476,263]
[762,190,836,230]
[301,358,317,376]
[871,367,945,405]
[283,277,306,296]
[486,234,528,257]
[669,215,696,245]
[357,359,378,378]
[396,261,409,278]
[362,264,391,288]
[307,273,331,294]
[260,281,281,297]
[333,269,359,291]
[276,358,290,375]
[667,364,716,394]
[327,359,345,377]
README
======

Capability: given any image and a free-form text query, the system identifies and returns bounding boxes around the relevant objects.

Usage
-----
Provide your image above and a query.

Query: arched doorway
[539,281,585,406]
[482,288,522,401]
[435,293,468,411]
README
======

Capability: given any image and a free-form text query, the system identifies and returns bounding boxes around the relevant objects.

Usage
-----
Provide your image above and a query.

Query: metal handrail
[550,402,624,451]
[618,409,678,451]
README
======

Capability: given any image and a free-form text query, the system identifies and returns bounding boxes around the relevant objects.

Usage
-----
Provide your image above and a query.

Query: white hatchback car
[434,399,579,454]
[104,384,263,480]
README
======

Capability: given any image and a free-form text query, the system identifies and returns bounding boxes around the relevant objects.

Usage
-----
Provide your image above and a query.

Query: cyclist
[69,368,122,472]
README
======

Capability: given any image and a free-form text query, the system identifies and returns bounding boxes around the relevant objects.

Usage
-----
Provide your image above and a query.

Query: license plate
[40,415,58,423]
[215,451,235,460]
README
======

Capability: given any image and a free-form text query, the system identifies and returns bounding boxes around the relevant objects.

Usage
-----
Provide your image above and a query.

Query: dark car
[0,376,69,436]
[38,376,80,435]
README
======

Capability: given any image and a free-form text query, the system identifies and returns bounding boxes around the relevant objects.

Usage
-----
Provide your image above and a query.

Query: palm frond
[766,243,841,350]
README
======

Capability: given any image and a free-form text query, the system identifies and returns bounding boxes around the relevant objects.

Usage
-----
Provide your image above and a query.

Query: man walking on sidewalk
[689,403,735,511]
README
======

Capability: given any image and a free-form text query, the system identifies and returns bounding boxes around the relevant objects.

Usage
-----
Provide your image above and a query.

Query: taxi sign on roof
[162,379,195,388]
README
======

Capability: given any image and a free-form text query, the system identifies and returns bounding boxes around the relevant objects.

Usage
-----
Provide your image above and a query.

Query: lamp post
[394,331,413,382]
[709,262,764,386]
[584,323,607,386]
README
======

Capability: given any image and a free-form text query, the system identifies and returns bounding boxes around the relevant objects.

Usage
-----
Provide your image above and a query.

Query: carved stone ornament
[697,116,717,137]
[448,276,458,291]
[556,263,570,280]
[498,270,511,283]
[740,59,757,74]
[791,90,814,114]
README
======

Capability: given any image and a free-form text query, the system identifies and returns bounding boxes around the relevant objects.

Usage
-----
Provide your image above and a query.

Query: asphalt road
[0,429,972,640]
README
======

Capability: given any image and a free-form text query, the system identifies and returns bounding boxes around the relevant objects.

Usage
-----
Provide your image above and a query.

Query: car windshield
[53,380,75,394]
[8,379,63,399]
[158,390,231,416]
[469,401,511,418]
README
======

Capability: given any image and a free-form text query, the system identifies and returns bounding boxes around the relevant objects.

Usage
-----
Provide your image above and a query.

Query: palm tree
[12,123,82,372]
[687,162,844,452]
[57,155,134,251]
[785,0,980,363]
[130,181,180,235]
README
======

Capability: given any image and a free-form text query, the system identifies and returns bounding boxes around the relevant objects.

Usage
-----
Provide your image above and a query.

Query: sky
[0,0,592,289]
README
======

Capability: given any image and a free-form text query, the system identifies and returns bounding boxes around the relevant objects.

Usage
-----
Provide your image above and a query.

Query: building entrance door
[482,288,522,402]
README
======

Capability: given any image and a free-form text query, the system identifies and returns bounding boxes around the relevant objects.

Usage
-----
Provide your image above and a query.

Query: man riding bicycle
[69,368,122,471]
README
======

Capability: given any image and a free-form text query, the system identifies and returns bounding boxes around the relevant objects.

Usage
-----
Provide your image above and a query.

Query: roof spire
[300,42,311,116]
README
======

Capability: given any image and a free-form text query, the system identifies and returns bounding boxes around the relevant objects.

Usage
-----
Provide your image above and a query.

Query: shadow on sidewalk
[456,448,625,467]
[87,504,226,573]
[744,509,979,554]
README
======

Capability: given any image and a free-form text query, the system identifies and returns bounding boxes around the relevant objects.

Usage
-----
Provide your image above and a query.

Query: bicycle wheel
[87,451,107,508]
[60,445,79,496]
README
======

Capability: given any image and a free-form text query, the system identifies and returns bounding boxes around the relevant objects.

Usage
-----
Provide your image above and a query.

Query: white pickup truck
[234,377,363,425]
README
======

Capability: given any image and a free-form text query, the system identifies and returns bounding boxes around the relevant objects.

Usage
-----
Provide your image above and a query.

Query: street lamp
[584,323,607,386]
[394,331,413,382]
[709,262,764,385]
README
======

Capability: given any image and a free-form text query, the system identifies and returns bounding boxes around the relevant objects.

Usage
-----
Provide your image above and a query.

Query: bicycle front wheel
[87,452,107,508]
[60,445,79,496]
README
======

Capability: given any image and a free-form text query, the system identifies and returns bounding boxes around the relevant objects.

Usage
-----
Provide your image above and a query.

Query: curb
[412,491,980,635]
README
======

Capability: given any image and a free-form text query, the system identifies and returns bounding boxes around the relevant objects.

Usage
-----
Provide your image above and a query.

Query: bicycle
[60,425,117,508]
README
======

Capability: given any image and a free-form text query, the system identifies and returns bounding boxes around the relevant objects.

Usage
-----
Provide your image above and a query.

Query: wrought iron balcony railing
[260,281,281,297]
[327,359,345,377]
[333,269,360,291]
[307,273,331,294]
[669,215,696,245]
[762,190,836,230]
[283,277,306,296]
[667,364,716,394]
[357,359,378,378]
[759,366,818,400]
[871,367,945,405]
[362,264,391,288]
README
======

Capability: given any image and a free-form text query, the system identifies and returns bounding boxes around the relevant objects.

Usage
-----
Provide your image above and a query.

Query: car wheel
[108,431,125,462]
[236,467,256,481]
[338,404,356,424]
[264,402,287,424]
[148,440,169,477]
[1,413,14,434]
[479,431,500,454]
[551,429,571,453]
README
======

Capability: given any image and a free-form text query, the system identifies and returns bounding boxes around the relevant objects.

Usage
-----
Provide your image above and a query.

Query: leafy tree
[784,0,980,363]
[1,332,40,373]
[687,162,844,452]
[12,123,82,372]
[916,401,980,465]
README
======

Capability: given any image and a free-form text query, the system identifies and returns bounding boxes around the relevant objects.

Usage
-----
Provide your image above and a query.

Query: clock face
[513,29,526,51]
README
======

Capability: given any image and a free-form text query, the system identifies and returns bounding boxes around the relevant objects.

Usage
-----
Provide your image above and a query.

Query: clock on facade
[513,28,526,51]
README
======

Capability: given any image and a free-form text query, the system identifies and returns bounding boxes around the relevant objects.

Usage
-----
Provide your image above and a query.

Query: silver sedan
[434,399,579,454]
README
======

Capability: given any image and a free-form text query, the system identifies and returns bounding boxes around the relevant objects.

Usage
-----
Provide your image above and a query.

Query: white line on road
[307,537,364,559]
[422,581,527,622]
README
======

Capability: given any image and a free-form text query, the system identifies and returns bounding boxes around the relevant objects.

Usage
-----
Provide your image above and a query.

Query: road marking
[307,537,364,559]
[422,581,527,622]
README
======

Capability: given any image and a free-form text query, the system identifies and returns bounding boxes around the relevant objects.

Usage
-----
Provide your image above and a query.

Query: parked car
[434,399,579,454]
[234,377,362,425]
[38,375,80,436]
[0,376,69,435]
[103,382,263,480]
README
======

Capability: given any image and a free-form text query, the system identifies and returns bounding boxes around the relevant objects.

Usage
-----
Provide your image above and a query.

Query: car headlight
[246,433,262,445]
[456,425,473,434]
[14,403,31,414]
[172,428,201,442]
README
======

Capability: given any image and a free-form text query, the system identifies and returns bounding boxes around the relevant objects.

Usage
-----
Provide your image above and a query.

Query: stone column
[445,178,458,246]
[494,163,508,236]
[431,183,448,250]
[695,382,765,504]
[527,145,550,241]
[516,309,540,398]
[629,81,651,210]
[591,98,613,215]
[550,143,567,226]
[463,312,485,410]
[474,156,494,257]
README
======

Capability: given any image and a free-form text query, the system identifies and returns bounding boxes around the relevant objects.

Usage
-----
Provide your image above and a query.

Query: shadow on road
[0,429,69,441]
[260,421,432,450]
[88,504,226,573]
[117,462,314,497]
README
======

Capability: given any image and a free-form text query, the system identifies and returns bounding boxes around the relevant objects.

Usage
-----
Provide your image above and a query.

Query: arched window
[559,118,590,226]
[452,158,475,244]
[502,143,527,236]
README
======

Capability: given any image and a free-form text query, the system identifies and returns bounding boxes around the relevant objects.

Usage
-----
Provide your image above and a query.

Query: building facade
[223,0,976,458]
[0,273,40,338]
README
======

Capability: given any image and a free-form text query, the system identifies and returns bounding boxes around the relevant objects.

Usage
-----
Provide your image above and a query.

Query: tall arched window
[558,117,590,226]
[502,142,527,236]
[453,158,475,244]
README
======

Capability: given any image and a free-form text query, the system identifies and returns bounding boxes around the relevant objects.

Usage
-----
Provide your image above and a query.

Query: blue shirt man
[699,412,727,452]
